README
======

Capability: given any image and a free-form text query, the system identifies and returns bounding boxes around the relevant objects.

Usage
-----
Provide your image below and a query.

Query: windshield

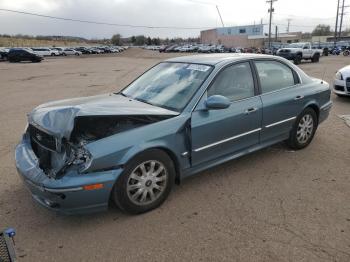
[288,43,305,48]
[121,62,213,112]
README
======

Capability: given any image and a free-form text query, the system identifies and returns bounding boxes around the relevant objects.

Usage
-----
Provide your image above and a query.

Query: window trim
[252,59,301,96]
[206,61,258,102]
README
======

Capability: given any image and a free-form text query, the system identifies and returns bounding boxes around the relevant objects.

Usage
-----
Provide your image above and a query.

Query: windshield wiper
[118,92,129,98]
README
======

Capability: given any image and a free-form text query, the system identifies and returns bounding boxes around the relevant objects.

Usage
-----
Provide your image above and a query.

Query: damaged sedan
[16,54,332,215]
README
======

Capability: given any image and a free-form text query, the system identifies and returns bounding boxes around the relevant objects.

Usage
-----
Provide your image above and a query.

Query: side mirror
[205,95,231,110]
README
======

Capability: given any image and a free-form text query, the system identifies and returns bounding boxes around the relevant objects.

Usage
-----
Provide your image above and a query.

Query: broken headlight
[70,145,92,173]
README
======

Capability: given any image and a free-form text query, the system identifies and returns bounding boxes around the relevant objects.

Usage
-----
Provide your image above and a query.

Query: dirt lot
[0,49,350,262]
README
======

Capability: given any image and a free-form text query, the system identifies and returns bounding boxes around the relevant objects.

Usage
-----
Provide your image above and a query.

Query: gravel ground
[0,49,349,262]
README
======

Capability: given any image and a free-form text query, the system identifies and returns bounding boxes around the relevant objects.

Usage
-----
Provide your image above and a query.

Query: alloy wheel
[297,114,314,144]
[127,160,167,206]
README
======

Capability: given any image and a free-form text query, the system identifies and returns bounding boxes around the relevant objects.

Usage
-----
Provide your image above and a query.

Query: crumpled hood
[28,93,178,139]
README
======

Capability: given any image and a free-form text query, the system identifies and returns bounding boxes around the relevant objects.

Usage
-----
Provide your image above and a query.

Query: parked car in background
[198,45,212,53]
[32,47,59,56]
[333,65,350,97]
[63,48,82,56]
[277,42,321,64]
[8,48,43,62]
[89,48,103,54]
[0,48,9,60]
[16,54,332,215]
[75,47,92,54]
[51,47,65,56]
[164,45,178,52]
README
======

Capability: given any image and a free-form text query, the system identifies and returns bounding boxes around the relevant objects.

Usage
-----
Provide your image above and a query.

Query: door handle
[245,107,258,114]
[294,95,304,100]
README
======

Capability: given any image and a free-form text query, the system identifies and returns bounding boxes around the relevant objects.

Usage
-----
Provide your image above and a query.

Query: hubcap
[297,114,314,144]
[127,160,167,206]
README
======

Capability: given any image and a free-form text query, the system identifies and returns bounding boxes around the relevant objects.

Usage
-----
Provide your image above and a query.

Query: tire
[51,53,55,56]
[311,53,320,63]
[293,54,302,65]
[113,149,175,214]
[343,51,349,56]
[287,108,318,150]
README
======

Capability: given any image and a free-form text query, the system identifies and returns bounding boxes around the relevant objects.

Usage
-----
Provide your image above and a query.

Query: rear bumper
[15,135,123,215]
[319,101,333,124]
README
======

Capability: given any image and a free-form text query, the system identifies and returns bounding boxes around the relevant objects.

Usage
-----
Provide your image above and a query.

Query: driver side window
[208,62,255,101]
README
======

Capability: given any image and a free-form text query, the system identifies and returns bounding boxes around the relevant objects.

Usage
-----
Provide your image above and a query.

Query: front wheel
[287,108,318,150]
[113,149,175,214]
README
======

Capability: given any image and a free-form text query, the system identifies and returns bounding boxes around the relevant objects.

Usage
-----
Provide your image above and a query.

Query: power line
[0,8,213,30]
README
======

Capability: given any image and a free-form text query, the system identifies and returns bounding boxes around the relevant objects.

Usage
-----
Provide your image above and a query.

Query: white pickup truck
[277,42,321,65]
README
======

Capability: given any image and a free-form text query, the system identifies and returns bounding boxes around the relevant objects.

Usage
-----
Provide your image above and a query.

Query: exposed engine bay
[70,115,171,145]
[29,115,173,178]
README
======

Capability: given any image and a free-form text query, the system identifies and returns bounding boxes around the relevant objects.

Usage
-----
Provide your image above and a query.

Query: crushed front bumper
[15,135,123,215]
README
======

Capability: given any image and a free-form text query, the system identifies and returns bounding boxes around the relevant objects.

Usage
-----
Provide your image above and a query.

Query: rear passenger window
[208,62,255,101]
[255,61,296,93]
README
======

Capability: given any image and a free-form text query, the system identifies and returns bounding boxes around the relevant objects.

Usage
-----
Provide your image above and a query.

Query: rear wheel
[113,149,175,214]
[311,53,320,63]
[293,54,302,65]
[287,108,318,150]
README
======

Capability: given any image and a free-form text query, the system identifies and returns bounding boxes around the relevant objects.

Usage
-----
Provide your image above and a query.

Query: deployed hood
[28,93,178,139]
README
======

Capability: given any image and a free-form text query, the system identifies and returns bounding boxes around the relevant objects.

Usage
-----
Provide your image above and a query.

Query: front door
[191,62,263,166]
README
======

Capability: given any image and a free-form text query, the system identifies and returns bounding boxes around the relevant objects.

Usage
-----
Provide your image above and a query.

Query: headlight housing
[335,71,343,80]
[68,145,92,173]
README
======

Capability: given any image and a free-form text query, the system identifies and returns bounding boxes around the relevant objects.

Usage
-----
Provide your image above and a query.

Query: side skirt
[181,133,289,179]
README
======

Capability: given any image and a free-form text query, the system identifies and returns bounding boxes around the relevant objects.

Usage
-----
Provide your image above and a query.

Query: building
[200,25,264,48]
[200,25,302,48]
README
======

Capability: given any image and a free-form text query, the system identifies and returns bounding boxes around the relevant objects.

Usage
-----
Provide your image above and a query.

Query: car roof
[165,53,278,65]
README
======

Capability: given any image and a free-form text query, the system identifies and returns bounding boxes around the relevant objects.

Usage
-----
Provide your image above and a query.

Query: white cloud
[0,0,340,38]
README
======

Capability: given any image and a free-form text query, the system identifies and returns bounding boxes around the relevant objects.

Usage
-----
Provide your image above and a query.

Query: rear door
[191,62,263,166]
[254,59,304,142]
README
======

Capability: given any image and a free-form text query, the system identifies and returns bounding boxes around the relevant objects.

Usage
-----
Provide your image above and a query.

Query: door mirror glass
[205,95,231,110]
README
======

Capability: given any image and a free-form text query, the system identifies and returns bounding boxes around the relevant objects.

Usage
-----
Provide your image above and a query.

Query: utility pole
[275,25,278,41]
[267,0,277,49]
[338,0,349,38]
[287,18,292,33]
[334,0,340,47]
[216,5,225,27]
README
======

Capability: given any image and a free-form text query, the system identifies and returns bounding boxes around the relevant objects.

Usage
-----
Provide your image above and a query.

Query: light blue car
[15,54,332,215]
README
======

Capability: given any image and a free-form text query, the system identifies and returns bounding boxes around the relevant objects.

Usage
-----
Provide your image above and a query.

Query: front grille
[28,124,58,175]
[0,233,10,262]
[29,124,57,151]
[346,78,350,92]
